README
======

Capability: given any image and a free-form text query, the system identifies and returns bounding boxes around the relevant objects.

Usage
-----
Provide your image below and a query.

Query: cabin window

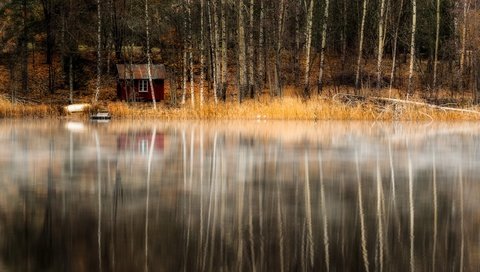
[139,80,148,92]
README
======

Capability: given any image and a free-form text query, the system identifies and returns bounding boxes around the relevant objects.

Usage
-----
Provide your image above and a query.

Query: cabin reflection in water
[0,121,479,272]
[117,131,165,155]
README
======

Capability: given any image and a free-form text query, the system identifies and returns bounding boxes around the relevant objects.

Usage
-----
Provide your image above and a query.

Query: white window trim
[139,80,148,93]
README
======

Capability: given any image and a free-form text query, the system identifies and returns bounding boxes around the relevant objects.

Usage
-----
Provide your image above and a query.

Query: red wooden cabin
[116,64,166,102]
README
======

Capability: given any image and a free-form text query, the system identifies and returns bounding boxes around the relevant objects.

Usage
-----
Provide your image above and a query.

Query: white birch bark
[94,0,101,103]
[318,0,330,93]
[304,0,314,94]
[182,1,187,104]
[388,0,404,97]
[274,0,286,96]
[257,0,265,91]
[376,0,386,90]
[355,0,368,94]
[188,0,194,107]
[220,0,227,100]
[432,0,440,91]
[237,0,247,102]
[145,0,157,109]
[459,0,470,91]
[407,0,417,94]
[200,0,205,106]
[248,0,254,98]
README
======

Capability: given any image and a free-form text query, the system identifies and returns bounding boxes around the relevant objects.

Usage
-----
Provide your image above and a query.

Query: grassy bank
[106,96,480,121]
[1,95,480,121]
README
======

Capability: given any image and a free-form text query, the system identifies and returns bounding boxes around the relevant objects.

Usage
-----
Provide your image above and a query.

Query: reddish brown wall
[117,79,164,102]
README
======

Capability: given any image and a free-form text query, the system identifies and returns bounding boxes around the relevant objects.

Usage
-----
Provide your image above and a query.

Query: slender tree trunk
[200,0,205,106]
[407,0,417,94]
[220,0,227,101]
[145,0,157,109]
[182,1,187,105]
[376,0,386,90]
[432,0,440,92]
[318,0,330,93]
[274,0,286,97]
[294,1,300,87]
[355,0,368,94]
[188,0,194,107]
[207,0,218,103]
[388,0,404,97]
[248,0,255,98]
[459,0,470,92]
[21,0,28,93]
[341,0,347,72]
[237,0,247,102]
[69,56,73,103]
[257,0,265,92]
[94,0,102,102]
[304,0,314,96]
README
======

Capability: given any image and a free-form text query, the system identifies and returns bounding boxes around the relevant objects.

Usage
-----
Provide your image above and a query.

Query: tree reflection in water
[0,121,479,272]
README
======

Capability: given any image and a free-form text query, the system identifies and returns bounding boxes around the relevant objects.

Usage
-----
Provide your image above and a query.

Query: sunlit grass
[107,95,480,121]
[0,97,59,118]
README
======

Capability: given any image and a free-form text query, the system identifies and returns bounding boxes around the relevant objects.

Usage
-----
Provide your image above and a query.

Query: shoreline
[1,96,480,121]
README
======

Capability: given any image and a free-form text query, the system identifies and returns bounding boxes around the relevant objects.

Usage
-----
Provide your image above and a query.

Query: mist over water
[0,120,479,271]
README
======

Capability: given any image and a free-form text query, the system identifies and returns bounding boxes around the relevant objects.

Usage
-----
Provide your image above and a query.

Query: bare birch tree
[318,0,330,93]
[432,0,441,92]
[459,0,470,91]
[200,0,205,106]
[182,1,187,105]
[248,0,255,98]
[355,0,368,94]
[376,0,386,90]
[220,0,228,101]
[188,0,194,107]
[388,0,404,97]
[257,0,265,92]
[237,0,247,102]
[94,0,102,103]
[407,0,417,94]
[145,0,157,109]
[274,0,286,96]
[304,0,315,96]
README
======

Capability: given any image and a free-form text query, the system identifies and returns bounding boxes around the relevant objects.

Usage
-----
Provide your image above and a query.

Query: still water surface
[0,120,479,271]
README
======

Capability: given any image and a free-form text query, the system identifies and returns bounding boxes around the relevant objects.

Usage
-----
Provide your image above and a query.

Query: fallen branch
[371,97,480,115]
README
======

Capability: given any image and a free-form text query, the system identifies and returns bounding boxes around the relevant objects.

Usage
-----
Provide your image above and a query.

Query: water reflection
[0,120,479,271]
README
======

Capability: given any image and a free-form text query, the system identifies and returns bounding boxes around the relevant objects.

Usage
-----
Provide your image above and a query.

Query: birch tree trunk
[188,0,194,107]
[407,0,417,94]
[304,0,314,96]
[237,0,247,102]
[257,0,265,92]
[432,0,440,92]
[182,1,187,105]
[248,0,255,98]
[355,0,368,94]
[145,0,157,109]
[318,0,330,93]
[200,0,205,106]
[220,0,227,101]
[388,0,404,97]
[376,0,386,90]
[274,0,286,97]
[21,0,28,93]
[294,1,300,86]
[94,0,101,103]
[459,0,470,91]
[207,0,218,103]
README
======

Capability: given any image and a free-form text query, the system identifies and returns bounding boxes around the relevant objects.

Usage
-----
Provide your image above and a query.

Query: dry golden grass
[0,97,59,118]
[106,95,480,121]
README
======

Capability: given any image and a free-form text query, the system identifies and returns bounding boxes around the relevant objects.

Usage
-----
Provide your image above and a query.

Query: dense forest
[0,0,480,106]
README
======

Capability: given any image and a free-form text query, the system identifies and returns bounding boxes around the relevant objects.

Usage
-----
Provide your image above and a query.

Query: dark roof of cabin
[116,64,166,80]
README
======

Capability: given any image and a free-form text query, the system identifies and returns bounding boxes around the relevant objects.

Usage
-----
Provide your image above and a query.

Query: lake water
[0,120,479,271]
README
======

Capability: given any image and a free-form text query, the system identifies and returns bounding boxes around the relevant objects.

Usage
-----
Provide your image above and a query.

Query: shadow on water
[0,120,479,271]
